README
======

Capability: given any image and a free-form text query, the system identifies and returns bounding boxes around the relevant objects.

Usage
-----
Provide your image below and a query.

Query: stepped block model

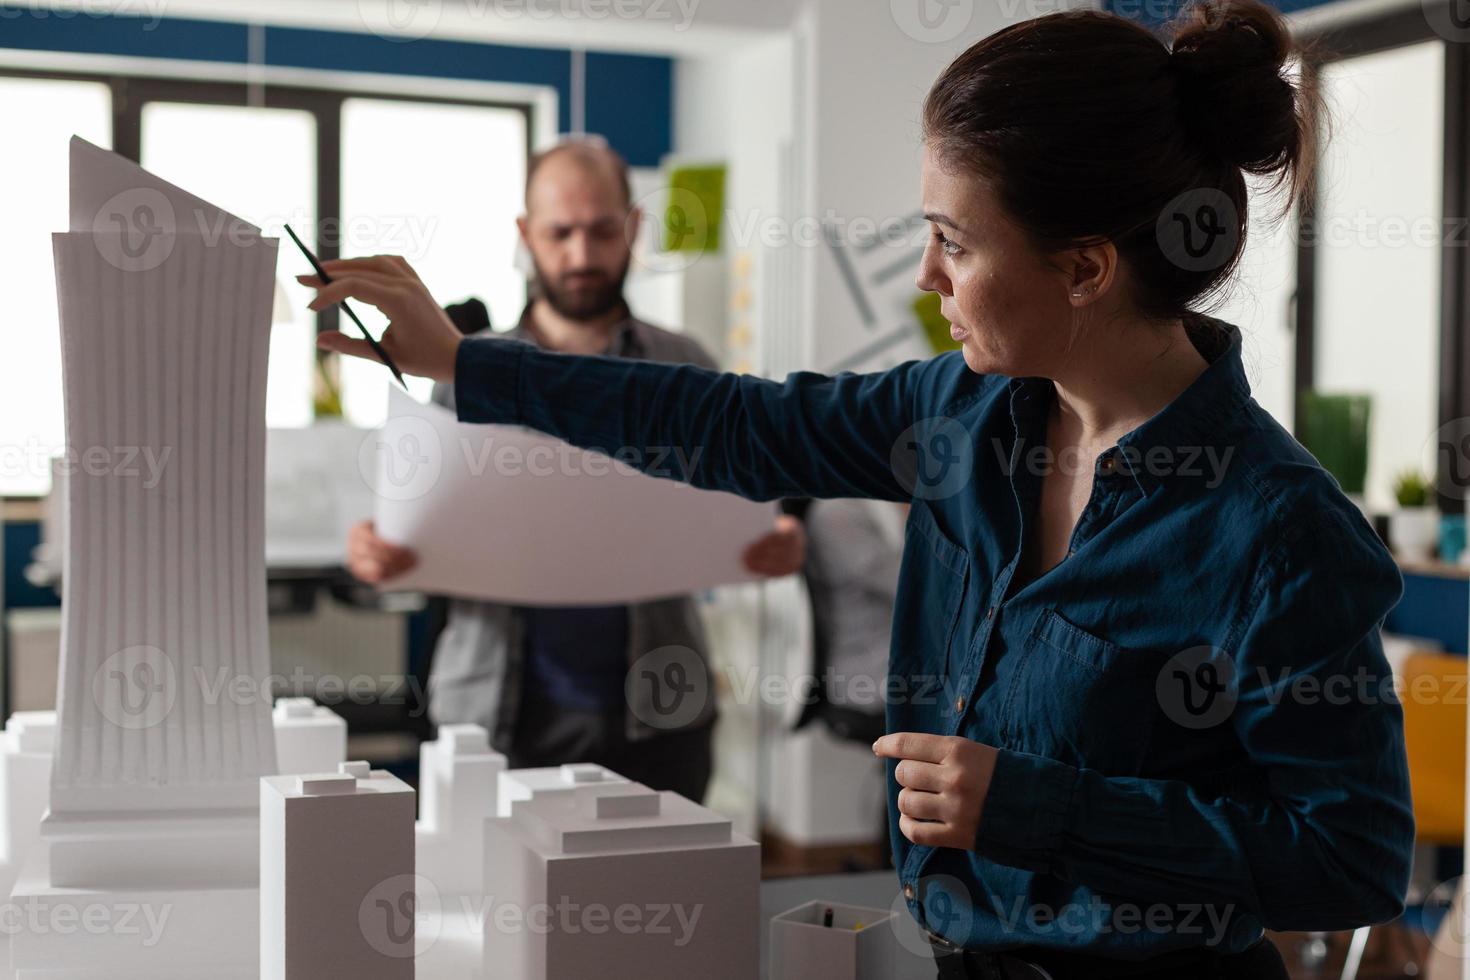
[483,781,759,979]
[496,761,628,818]
[272,697,348,776]
[416,723,506,896]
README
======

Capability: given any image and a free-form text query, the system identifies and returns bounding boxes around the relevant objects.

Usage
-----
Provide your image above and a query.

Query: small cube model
[0,711,55,896]
[272,697,348,775]
[496,761,629,817]
[416,723,507,896]
[483,781,759,979]
[260,762,417,980]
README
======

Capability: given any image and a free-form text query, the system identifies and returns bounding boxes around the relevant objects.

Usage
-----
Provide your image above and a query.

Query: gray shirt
[427,304,722,748]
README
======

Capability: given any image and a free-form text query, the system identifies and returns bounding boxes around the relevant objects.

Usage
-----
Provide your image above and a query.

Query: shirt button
[904,883,915,901]
[955,696,965,713]
[986,605,996,620]
[1099,456,1117,475]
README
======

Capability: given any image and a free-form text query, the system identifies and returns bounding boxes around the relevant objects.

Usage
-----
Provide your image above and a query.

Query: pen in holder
[769,900,896,980]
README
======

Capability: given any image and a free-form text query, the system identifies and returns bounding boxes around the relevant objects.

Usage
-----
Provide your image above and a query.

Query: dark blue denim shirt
[454,318,1413,958]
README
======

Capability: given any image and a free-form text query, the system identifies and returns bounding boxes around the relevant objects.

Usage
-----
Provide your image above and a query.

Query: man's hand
[346,519,419,585]
[873,732,998,850]
[300,256,464,383]
[742,514,806,578]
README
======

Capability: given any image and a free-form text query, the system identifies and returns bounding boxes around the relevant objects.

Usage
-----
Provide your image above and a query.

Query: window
[1312,42,1445,513]
[0,76,110,497]
[339,98,528,425]
[141,102,319,429]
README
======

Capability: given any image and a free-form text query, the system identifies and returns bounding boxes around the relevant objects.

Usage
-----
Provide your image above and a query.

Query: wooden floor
[1274,927,1432,979]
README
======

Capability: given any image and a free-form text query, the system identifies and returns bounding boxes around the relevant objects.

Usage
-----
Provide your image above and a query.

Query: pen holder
[769,900,897,980]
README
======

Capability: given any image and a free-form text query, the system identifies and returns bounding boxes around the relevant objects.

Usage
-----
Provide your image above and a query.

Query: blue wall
[0,6,673,166]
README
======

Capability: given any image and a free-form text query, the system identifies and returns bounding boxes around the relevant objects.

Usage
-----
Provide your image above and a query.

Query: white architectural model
[260,762,416,979]
[0,713,55,900]
[483,781,760,979]
[272,697,348,775]
[416,723,505,896]
[2,138,767,980]
[11,138,280,978]
[496,761,628,817]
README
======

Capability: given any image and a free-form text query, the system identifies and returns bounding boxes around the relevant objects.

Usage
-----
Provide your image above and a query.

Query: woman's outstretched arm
[306,255,965,503]
[454,338,935,502]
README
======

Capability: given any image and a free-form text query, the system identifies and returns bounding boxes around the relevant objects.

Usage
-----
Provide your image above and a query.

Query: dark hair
[922,0,1315,321]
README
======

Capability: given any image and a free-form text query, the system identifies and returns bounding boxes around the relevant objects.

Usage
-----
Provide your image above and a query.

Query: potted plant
[1389,470,1438,563]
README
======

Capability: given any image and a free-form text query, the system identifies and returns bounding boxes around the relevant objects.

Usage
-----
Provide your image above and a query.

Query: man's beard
[532,257,630,322]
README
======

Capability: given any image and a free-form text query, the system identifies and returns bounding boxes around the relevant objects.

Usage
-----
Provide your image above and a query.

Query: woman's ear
[1066,241,1118,306]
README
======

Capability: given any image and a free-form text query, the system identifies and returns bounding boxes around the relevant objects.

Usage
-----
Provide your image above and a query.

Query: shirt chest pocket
[895,505,970,685]
[1003,609,1162,776]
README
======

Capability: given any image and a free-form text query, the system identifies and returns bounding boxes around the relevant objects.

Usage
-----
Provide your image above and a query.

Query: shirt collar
[511,301,642,358]
[1007,316,1251,496]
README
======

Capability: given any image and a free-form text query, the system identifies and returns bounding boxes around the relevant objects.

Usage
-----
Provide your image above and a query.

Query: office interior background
[1,0,1469,976]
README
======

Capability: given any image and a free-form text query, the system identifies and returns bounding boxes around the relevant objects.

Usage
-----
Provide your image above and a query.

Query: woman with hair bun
[309,2,1413,976]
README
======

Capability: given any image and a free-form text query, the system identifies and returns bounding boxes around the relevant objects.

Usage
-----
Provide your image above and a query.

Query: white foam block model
[482,781,759,979]
[496,762,629,818]
[0,712,55,898]
[11,137,280,978]
[261,763,416,980]
[272,697,348,776]
[416,723,506,896]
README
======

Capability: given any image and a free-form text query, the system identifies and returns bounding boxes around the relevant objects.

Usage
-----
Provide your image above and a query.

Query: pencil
[284,223,407,390]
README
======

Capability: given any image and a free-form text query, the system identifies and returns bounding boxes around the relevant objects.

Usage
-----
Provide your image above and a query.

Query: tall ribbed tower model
[11,137,280,978]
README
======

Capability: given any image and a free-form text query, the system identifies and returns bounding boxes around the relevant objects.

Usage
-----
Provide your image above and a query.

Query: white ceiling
[155,0,800,57]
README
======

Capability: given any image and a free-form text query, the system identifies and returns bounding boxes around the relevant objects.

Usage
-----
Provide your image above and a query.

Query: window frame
[1296,3,1470,512]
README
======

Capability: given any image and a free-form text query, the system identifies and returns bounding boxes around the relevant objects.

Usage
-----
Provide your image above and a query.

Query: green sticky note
[913,292,959,354]
[665,165,725,254]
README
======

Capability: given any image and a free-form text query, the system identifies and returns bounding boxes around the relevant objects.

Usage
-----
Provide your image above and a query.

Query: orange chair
[1341,651,1466,980]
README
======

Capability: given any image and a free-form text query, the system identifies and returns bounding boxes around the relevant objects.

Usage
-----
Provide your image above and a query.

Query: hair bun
[1169,0,1303,178]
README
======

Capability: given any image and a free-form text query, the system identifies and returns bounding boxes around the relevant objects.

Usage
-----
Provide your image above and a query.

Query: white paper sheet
[373,389,775,604]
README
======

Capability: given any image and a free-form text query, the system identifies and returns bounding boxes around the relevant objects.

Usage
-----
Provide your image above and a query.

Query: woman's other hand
[346,519,419,585]
[874,732,998,850]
